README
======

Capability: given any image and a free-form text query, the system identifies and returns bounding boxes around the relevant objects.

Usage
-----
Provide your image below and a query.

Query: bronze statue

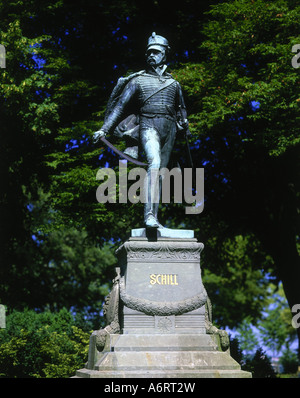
[93,32,189,228]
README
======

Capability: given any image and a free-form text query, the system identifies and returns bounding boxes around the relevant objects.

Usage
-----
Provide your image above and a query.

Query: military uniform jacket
[101,67,187,160]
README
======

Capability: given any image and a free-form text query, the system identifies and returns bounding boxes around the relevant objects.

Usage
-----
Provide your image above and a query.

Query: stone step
[107,333,219,352]
[94,350,241,372]
[74,367,252,378]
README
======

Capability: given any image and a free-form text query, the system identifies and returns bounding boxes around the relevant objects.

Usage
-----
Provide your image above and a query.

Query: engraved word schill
[150,273,178,285]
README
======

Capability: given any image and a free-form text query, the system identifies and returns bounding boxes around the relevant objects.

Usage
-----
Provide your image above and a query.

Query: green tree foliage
[31,226,116,312]
[257,283,297,355]
[0,308,90,378]
[279,348,299,374]
[230,336,276,378]
[243,347,277,378]
[236,316,259,357]
[0,17,61,309]
[202,234,272,328]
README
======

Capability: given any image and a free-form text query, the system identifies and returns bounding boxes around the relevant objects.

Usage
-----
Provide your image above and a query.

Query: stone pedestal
[118,231,207,335]
[73,229,251,378]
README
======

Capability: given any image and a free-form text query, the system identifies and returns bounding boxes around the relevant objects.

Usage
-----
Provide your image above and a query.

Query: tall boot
[144,168,162,228]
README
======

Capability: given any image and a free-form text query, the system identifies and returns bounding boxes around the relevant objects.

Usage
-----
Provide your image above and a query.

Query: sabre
[100,136,147,167]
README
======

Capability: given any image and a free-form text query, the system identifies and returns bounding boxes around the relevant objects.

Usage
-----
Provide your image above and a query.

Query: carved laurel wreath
[119,276,207,316]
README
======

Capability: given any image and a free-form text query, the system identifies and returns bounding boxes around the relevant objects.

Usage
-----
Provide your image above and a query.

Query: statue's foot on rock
[145,214,162,228]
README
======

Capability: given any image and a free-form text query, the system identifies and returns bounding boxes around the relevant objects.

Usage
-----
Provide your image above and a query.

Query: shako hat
[147,32,170,52]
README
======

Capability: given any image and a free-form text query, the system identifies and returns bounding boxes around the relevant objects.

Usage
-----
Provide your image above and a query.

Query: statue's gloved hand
[93,129,106,143]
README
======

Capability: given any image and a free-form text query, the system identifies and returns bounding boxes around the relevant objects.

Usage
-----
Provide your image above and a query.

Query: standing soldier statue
[93,32,189,228]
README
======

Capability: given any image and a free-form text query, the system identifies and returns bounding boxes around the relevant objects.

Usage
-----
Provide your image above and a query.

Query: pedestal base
[74,333,251,378]
[72,230,251,378]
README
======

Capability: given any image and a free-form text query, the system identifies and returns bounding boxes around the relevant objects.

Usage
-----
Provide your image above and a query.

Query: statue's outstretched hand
[93,129,106,143]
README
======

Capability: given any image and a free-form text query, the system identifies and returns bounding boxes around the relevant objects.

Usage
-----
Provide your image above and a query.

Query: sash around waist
[140,104,176,118]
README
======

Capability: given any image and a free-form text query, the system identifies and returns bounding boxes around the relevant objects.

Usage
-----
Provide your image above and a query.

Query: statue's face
[146,47,166,67]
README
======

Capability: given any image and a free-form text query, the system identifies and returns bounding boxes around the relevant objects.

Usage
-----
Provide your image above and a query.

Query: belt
[140,104,176,118]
